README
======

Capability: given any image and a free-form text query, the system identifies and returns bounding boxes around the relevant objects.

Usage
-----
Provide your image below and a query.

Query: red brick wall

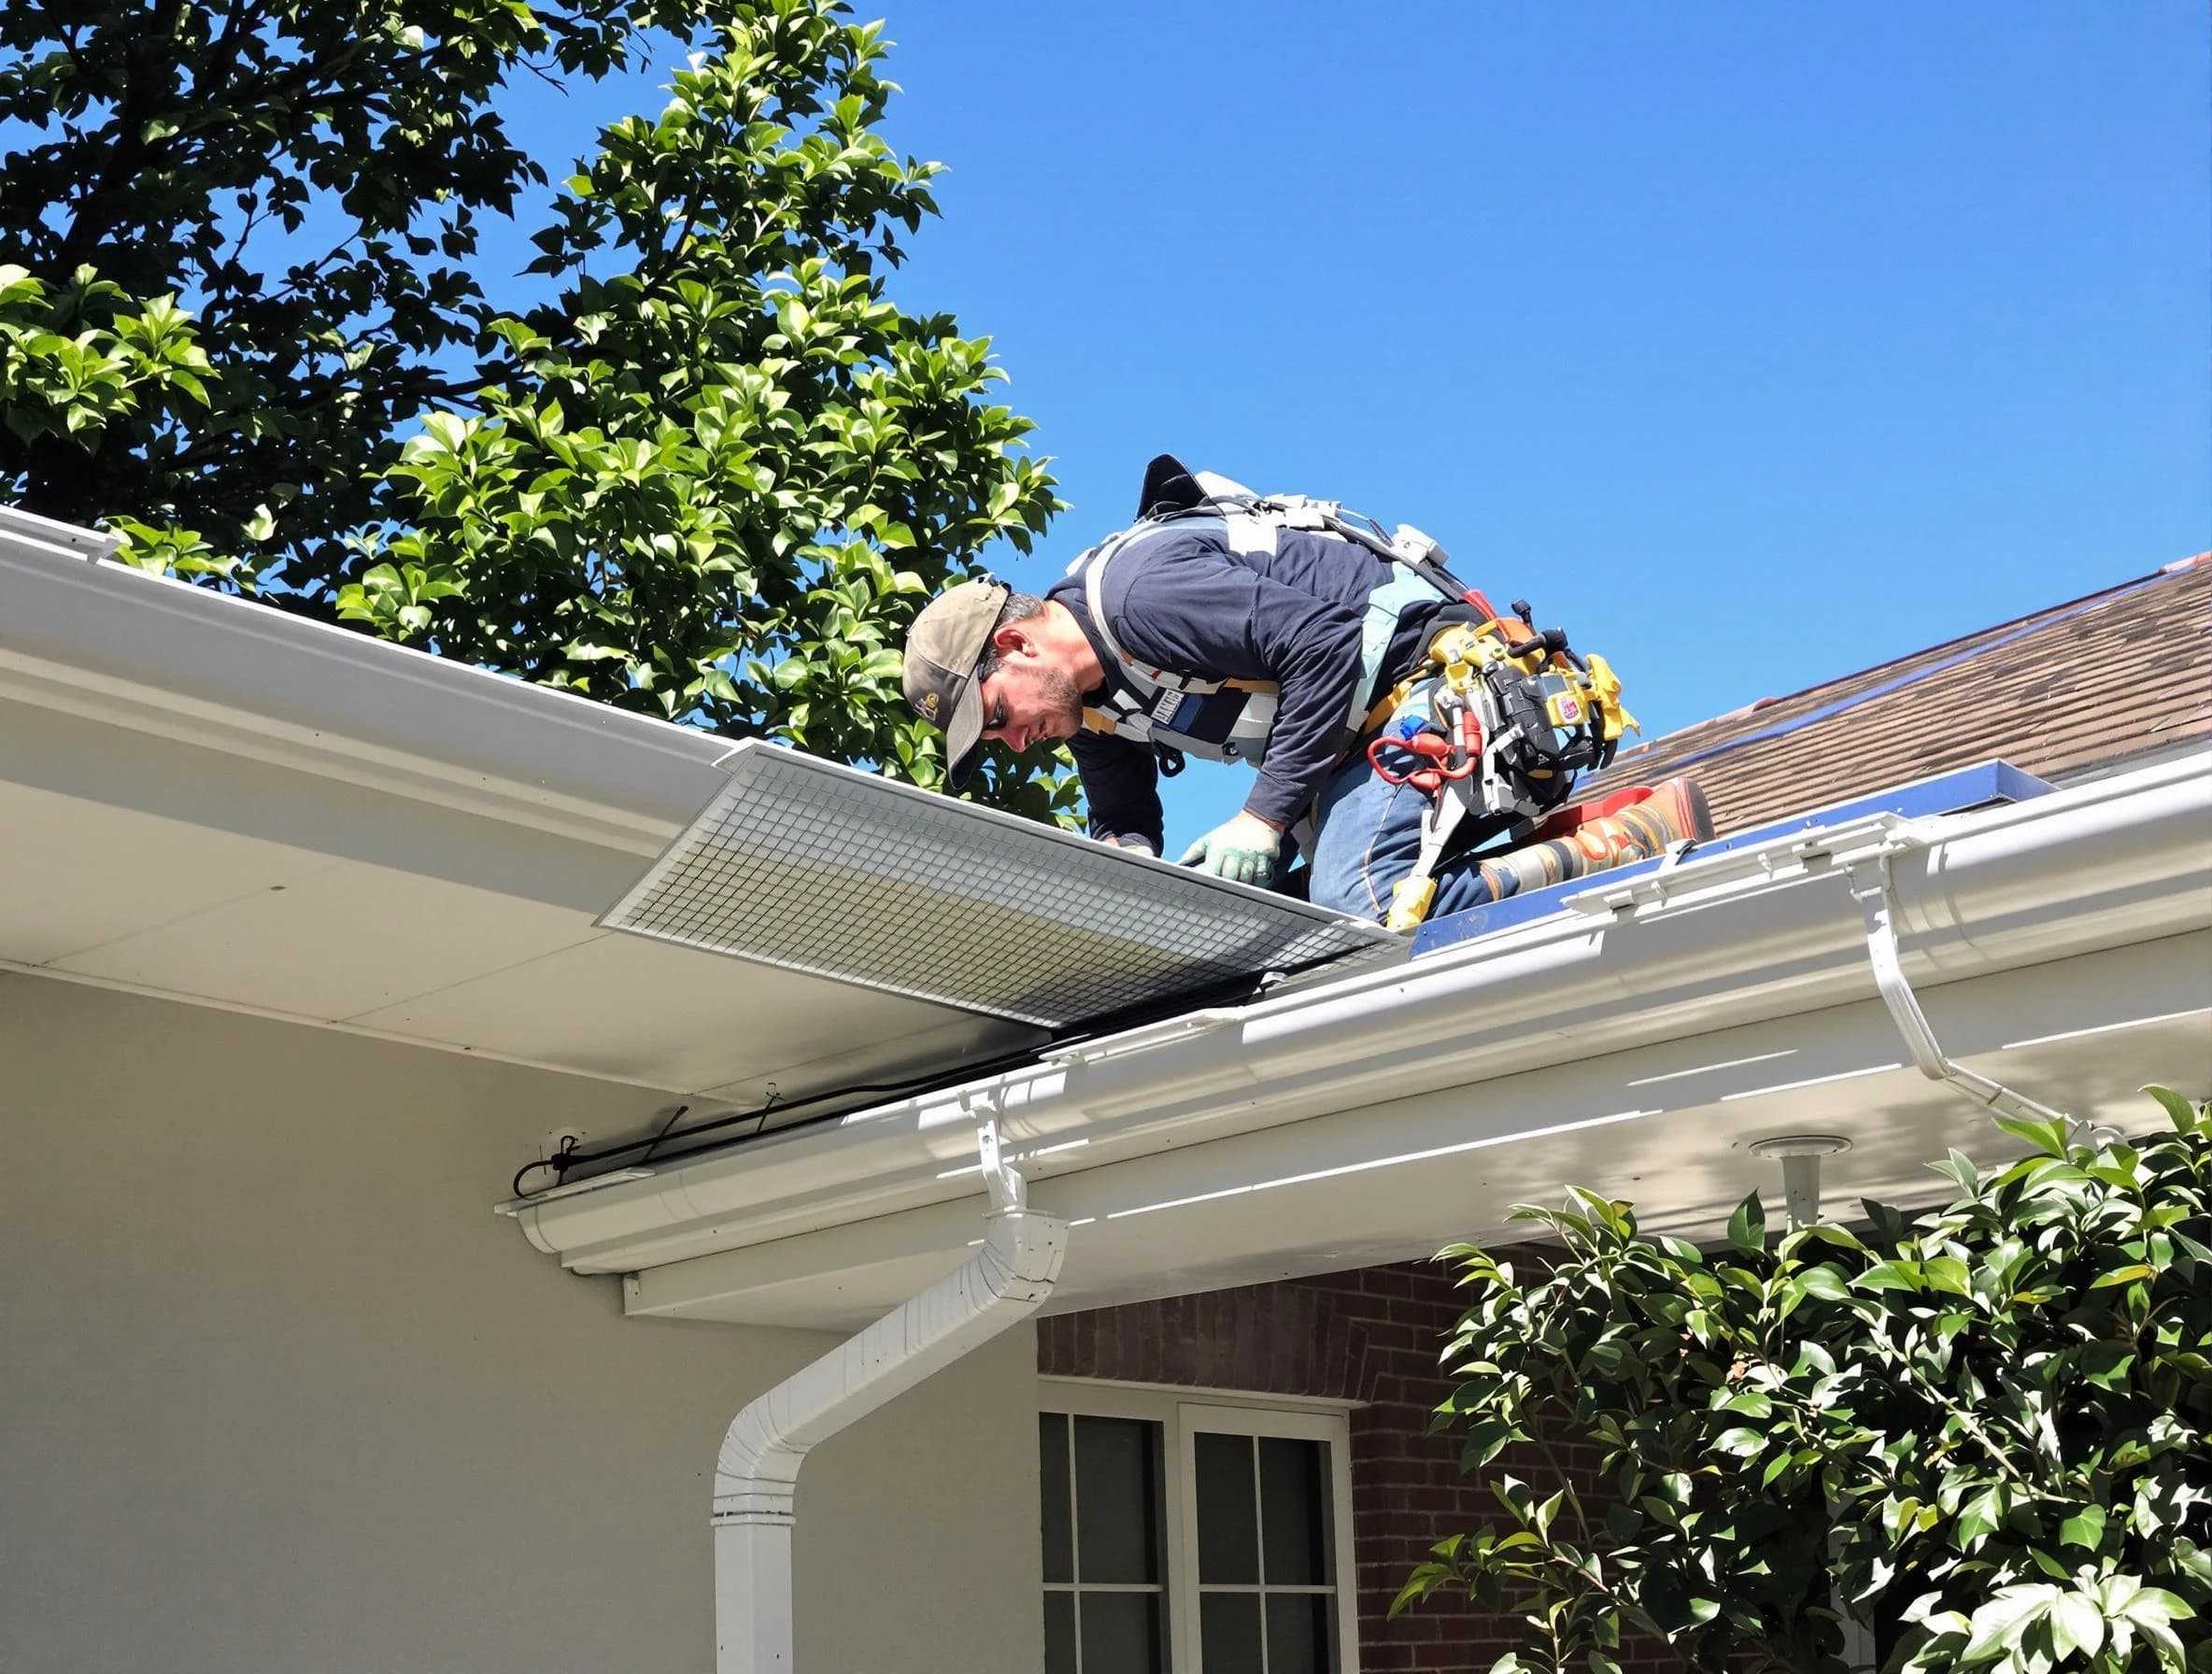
[1037,1258,1653,1674]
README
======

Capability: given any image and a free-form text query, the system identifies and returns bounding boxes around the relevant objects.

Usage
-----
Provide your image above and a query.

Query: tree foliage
[1398,1091,2212,1674]
[0,0,1070,812]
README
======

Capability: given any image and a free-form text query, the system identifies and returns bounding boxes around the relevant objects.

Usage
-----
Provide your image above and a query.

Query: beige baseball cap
[901,578,1009,789]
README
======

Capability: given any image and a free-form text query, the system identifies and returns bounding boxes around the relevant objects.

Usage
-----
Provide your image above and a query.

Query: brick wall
[1037,1258,1660,1674]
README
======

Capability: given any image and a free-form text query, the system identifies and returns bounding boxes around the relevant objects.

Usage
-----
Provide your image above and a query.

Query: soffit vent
[600,742,1401,1029]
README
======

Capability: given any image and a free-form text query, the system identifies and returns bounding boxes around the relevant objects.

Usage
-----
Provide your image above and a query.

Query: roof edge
[0,516,734,853]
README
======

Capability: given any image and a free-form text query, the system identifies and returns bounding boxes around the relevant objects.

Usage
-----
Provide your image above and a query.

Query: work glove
[1177,810,1283,887]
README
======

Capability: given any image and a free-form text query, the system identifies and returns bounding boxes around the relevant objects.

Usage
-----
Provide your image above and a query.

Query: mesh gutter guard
[599,742,1403,1030]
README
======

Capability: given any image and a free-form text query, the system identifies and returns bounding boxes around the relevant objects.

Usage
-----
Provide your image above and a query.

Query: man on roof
[901,456,1710,929]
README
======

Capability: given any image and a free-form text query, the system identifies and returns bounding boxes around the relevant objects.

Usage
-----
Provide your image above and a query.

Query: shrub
[1398,1088,2211,1674]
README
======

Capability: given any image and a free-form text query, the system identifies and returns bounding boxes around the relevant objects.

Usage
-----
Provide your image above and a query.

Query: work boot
[1472,777,1712,901]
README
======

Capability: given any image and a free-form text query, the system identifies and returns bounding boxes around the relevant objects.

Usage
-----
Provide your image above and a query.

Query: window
[1040,1384,1358,1674]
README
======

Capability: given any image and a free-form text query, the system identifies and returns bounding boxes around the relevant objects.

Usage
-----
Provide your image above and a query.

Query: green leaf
[1458,1419,1522,1470]
[1726,1191,1767,1256]
[2141,1084,2201,1134]
[1994,1112,2073,1158]
[2090,1263,2157,1289]
[2058,1506,2106,1549]
[1961,1585,2054,1665]
[1954,1485,2003,1548]
[2048,1591,2104,1661]
[1921,1256,1972,1297]
[2117,1587,2192,1628]
[1794,1264,1851,1301]
[1857,1260,1925,1294]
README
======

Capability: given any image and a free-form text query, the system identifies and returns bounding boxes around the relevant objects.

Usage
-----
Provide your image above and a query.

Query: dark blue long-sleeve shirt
[1047,520,1465,850]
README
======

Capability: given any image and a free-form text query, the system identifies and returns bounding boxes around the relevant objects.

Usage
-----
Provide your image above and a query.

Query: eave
[509,753,2212,1327]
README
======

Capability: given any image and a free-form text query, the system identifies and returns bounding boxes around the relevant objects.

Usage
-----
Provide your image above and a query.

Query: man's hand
[1177,810,1283,886]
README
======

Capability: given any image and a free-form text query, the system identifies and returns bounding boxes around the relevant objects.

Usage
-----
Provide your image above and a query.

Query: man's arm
[1068,729,1165,854]
[1108,540,1368,832]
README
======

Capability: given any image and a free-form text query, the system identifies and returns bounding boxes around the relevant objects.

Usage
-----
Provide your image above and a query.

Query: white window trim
[1040,1381,1361,1674]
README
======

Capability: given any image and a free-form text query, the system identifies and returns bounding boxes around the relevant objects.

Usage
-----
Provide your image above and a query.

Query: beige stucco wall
[0,973,1042,1674]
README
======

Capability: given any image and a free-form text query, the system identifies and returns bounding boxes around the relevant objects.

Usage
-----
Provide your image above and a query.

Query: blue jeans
[1305,686,1502,924]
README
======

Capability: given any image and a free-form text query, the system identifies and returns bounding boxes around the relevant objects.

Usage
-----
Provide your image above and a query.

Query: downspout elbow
[709,1129,1067,1673]
[1847,842,2071,1128]
[712,1195,1068,1518]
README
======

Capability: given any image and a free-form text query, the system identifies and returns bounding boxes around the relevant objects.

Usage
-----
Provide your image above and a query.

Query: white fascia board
[513,749,2212,1280]
[0,517,731,853]
[632,943,2208,1326]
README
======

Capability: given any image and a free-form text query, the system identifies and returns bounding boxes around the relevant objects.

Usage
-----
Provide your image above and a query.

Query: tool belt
[1358,618,1639,930]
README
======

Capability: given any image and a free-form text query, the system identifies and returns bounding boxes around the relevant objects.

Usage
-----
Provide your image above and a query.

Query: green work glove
[1177,811,1283,887]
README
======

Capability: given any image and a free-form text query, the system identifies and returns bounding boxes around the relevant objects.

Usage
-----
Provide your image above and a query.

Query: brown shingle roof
[1589,554,2212,837]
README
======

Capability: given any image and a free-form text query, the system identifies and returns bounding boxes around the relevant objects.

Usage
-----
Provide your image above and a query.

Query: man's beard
[1037,664,1085,738]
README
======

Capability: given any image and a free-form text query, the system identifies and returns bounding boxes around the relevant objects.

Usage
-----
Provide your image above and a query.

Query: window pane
[1200,1592,1264,1674]
[1265,1593,1335,1674]
[1042,1592,1076,1674]
[1195,1430,1259,1583]
[1039,1413,1072,1583]
[1080,1590,1164,1674]
[1258,1437,1330,1586]
[1074,1415,1162,1584]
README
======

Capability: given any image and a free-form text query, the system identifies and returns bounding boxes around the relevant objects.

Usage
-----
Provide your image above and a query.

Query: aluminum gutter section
[0,518,733,852]
[511,749,2212,1279]
[713,1127,1067,1673]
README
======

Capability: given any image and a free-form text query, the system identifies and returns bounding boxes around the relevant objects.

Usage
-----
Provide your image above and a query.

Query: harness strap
[1079,522,1227,696]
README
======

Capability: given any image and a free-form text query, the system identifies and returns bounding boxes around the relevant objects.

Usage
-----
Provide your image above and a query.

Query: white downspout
[1845,833,2073,1128]
[711,1115,1069,1673]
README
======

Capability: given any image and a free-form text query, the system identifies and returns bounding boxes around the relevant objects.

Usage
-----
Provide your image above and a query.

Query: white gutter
[514,749,2211,1275]
[713,1121,1068,1672]
[0,515,733,852]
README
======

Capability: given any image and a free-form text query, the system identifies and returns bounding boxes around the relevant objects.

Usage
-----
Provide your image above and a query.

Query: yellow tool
[1362,603,1642,932]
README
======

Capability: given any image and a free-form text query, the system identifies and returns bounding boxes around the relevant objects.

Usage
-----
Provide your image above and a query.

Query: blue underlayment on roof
[1411,759,2055,958]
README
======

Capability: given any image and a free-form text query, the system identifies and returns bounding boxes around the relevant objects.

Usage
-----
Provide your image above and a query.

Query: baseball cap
[901,578,1009,789]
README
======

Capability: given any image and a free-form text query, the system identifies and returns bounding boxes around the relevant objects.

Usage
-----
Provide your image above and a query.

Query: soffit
[0,765,1035,1103]
[0,680,1043,1107]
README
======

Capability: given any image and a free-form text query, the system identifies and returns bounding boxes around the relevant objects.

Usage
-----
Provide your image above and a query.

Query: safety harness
[1071,459,1639,929]
[1071,513,1440,770]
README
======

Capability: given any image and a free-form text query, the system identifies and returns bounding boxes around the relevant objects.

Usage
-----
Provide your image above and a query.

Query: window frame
[1040,1380,1362,1674]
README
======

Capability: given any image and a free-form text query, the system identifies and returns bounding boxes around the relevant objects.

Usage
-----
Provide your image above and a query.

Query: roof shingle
[1590,554,2212,836]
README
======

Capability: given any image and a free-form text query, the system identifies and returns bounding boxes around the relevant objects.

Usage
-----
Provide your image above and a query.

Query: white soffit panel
[601,743,1402,1029]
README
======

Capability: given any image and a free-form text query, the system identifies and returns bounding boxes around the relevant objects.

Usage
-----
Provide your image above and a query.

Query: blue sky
[524,3,2208,842]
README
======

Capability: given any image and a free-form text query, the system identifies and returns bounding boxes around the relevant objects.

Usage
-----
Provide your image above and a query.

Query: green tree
[1397,1091,2211,1674]
[0,0,1068,813]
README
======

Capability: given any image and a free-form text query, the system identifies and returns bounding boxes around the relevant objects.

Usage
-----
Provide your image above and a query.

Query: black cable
[633,1102,690,1169]
[511,1130,588,1200]
[531,1039,1062,1186]
[517,947,1368,1196]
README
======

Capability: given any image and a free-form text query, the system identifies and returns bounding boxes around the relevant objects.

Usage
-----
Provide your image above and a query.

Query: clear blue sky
[526,3,2210,843]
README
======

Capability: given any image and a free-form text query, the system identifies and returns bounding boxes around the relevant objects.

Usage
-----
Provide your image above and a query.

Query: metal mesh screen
[600,744,1400,1029]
